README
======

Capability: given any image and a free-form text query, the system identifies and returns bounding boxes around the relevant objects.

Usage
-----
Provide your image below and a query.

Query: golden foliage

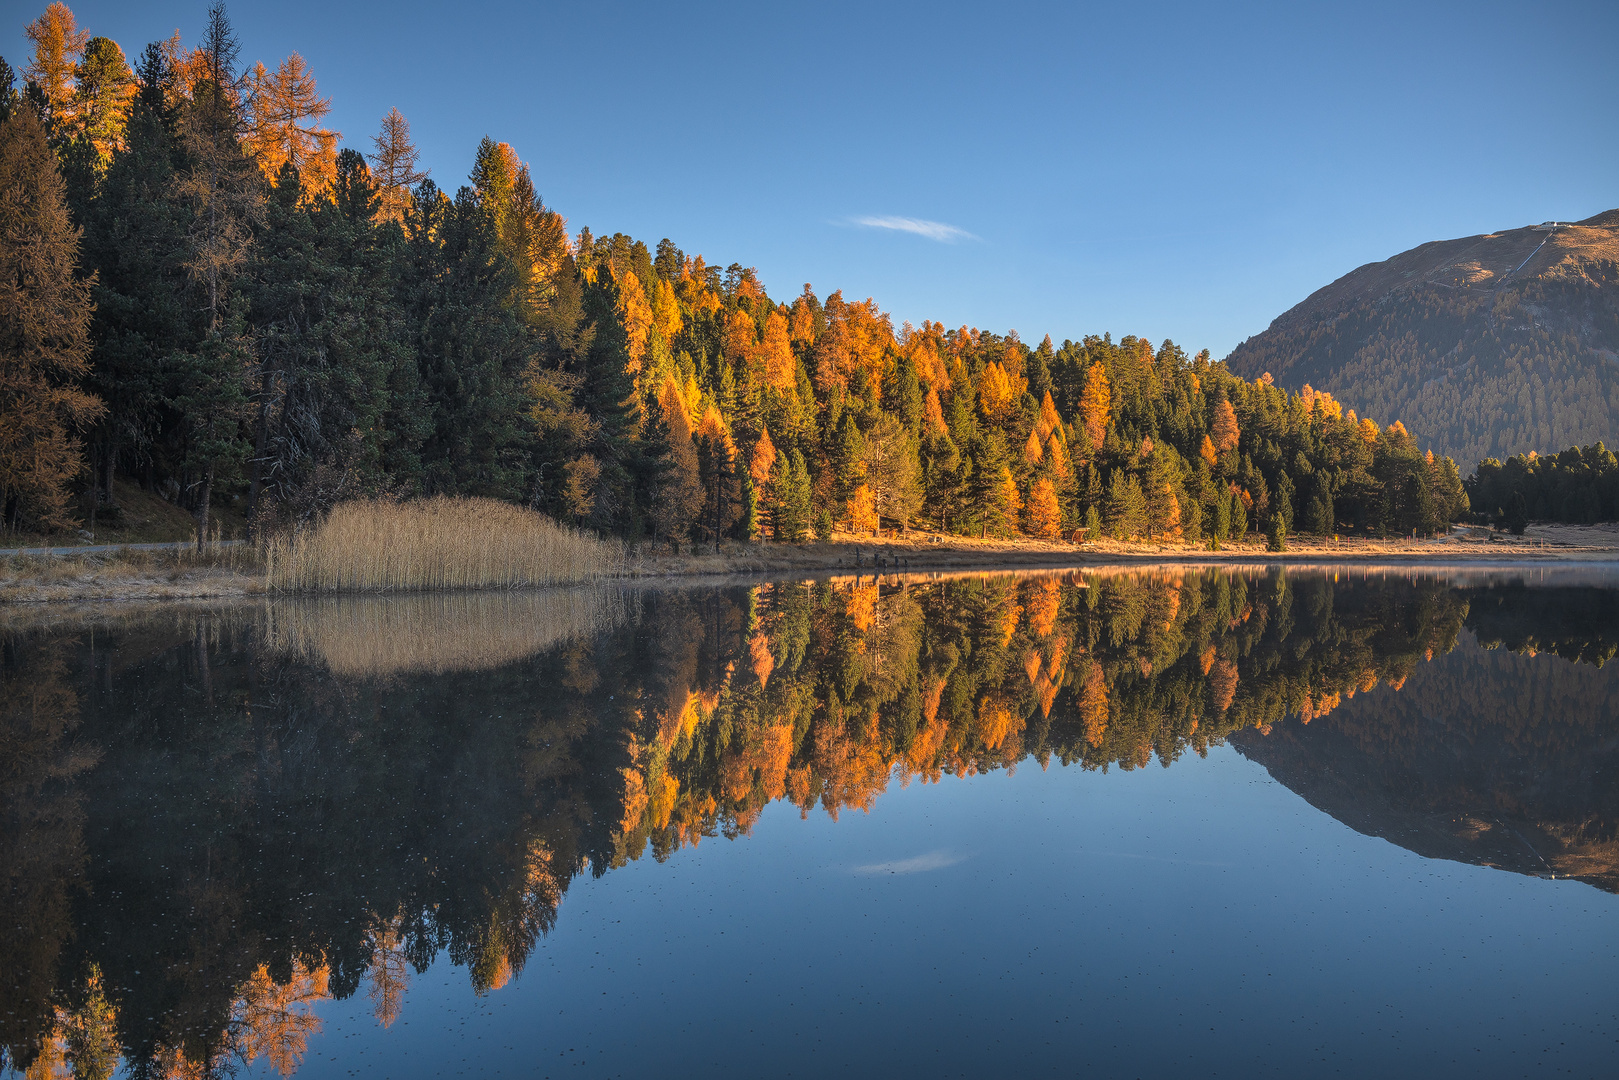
[846,580,879,632]
[616,269,654,376]
[758,309,797,391]
[847,482,879,535]
[245,54,338,193]
[748,426,777,488]
[1210,658,1239,711]
[1211,398,1240,453]
[1298,383,1343,420]
[1080,659,1109,746]
[1027,578,1061,637]
[749,632,775,687]
[723,307,757,365]
[975,361,1024,426]
[23,3,86,120]
[976,695,1023,751]
[1198,434,1218,467]
[1079,362,1111,452]
[233,962,330,1078]
[1024,477,1062,540]
[923,387,948,434]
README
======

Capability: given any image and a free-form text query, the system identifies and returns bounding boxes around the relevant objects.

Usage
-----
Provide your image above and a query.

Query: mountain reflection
[2,568,1616,1077]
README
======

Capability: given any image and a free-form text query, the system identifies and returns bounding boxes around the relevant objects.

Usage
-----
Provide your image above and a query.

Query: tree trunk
[246,368,272,537]
[194,462,215,552]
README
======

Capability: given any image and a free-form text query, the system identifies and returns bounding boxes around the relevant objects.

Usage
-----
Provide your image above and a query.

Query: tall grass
[264,497,621,593]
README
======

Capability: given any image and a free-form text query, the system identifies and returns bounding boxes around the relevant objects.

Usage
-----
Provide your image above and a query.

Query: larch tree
[368,107,426,223]
[0,108,104,530]
[1211,397,1240,453]
[23,2,87,127]
[245,53,338,193]
[1025,476,1062,540]
[1078,361,1110,454]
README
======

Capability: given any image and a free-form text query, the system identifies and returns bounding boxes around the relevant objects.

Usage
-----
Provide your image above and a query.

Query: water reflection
[1,568,1616,1076]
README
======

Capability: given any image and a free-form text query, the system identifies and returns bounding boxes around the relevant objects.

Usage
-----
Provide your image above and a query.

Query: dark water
[4,567,1619,1078]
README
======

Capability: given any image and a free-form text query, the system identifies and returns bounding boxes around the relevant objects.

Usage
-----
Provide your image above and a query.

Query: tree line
[0,2,1468,544]
[1467,442,1619,532]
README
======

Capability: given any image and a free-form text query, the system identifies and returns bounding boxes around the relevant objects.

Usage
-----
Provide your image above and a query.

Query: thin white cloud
[852,216,977,243]
[849,849,967,875]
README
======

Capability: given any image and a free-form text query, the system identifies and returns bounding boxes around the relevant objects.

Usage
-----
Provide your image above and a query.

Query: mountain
[1225,209,1619,466]
[1230,626,1619,893]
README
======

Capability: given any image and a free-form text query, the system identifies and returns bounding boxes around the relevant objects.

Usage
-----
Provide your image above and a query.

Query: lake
[3,566,1619,1078]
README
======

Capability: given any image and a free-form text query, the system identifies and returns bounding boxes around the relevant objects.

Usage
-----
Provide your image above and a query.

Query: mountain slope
[1226,209,1619,465]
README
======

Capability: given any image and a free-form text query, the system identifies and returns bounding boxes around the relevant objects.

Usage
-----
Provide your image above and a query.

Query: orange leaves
[233,962,330,1077]
[648,772,680,829]
[616,269,654,376]
[975,361,1023,426]
[1199,434,1218,468]
[758,309,797,391]
[723,307,757,365]
[847,482,879,535]
[845,579,879,632]
[1080,659,1109,747]
[975,695,1024,751]
[1079,362,1111,453]
[749,632,775,687]
[748,426,777,488]
[1211,398,1240,453]
[1024,477,1063,540]
[1358,417,1381,445]
[1027,578,1061,637]
[813,290,893,394]
[246,53,338,193]
[1209,658,1239,712]
[1298,383,1343,420]
[923,387,948,435]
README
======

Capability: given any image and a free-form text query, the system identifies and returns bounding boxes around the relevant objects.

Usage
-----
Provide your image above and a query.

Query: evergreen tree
[1105,470,1147,540]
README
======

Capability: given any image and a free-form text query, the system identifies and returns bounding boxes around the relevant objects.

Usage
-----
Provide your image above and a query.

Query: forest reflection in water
[2,566,1618,1078]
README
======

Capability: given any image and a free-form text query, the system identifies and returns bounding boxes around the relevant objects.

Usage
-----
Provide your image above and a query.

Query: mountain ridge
[1226,209,1619,465]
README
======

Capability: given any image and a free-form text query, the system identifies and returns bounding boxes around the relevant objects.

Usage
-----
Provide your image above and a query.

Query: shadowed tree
[0,107,103,530]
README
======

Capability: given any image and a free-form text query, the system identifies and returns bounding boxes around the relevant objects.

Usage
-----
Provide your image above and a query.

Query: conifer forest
[0,2,1477,543]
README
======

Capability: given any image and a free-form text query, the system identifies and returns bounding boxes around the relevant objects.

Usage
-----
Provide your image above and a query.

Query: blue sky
[6,0,1616,356]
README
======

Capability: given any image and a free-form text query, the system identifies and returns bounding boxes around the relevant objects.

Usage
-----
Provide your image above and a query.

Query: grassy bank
[264,497,622,592]
[6,517,1618,605]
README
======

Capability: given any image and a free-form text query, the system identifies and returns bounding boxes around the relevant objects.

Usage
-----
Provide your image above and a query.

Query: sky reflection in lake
[3,567,1618,1078]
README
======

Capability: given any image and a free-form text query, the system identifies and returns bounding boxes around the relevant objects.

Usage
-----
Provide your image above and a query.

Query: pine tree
[81,44,189,516]
[1229,491,1248,543]
[0,107,103,530]
[72,37,135,169]
[1106,470,1147,540]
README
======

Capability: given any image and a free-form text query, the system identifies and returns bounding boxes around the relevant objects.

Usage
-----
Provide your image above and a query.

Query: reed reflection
[1,570,1615,1077]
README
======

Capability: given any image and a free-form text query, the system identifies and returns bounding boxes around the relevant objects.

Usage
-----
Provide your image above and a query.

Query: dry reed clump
[264,497,622,593]
[264,589,632,677]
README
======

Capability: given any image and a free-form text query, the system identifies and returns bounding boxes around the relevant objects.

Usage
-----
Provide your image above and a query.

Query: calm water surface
[4,567,1619,1078]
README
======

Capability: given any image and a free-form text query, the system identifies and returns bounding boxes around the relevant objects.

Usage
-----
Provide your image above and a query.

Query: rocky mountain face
[1226,210,1619,466]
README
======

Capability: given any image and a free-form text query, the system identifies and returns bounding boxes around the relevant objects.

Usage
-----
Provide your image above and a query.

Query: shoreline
[4,526,1618,606]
